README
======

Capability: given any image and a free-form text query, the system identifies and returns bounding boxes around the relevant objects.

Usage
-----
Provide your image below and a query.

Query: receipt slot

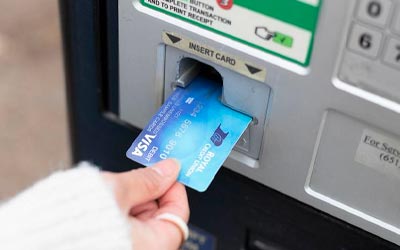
[61,0,400,249]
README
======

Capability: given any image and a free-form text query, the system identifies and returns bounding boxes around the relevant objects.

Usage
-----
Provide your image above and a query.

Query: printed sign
[163,32,267,82]
[140,0,322,66]
[355,129,400,176]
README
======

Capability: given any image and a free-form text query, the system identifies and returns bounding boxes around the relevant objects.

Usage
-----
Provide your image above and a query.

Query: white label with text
[355,129,400,175]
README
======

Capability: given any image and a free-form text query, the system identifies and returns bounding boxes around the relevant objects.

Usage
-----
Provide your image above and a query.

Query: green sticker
[140,0,322,67]
[273,32,294,48]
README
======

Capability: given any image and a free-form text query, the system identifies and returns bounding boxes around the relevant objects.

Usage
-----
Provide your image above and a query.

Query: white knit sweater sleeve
[0,162,132,250]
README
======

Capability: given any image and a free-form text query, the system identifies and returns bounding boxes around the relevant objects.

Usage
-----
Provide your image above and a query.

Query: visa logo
[131,134,157,157]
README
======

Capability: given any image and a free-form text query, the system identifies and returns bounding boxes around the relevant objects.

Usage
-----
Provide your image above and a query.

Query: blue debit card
[126,76,251,192]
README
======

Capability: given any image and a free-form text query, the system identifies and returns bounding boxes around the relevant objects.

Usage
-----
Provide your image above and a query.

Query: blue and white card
[126,76,251,192]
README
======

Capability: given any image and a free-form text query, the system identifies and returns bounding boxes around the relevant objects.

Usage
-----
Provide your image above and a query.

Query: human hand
[102,159,189,250]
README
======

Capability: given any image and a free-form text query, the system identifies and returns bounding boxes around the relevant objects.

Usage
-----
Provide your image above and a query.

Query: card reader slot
[173,60,201,89]
[173,58,222,89]
[165,51,270,160]
[174,58,257,124]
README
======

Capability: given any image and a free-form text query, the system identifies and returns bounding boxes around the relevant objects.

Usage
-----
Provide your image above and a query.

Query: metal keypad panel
[338,0,400,104]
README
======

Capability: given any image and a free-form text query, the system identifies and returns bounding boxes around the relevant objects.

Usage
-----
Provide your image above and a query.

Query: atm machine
[60,0,400,249]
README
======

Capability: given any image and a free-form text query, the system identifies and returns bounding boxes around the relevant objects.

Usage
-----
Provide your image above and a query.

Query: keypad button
[348,23,383,58]
[357,0,393,27]
[392,6,400,35]
[382,37,400,69]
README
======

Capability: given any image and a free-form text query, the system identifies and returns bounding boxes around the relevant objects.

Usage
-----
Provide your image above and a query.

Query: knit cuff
[0,162,132,250]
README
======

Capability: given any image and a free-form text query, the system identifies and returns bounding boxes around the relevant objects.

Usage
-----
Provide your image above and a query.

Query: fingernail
[151,166,164,176]
[170,158,181,169]
[152,159,181,177]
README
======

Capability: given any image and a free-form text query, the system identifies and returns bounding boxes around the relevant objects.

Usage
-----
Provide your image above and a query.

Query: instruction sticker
[139,0,322,66]
[355,129,400,175]
[163,32,266,82]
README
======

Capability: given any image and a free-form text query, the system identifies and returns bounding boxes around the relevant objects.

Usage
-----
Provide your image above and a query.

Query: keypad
[348,23,383,58]
[345,0,400,68]
[382,37,400,69]
[338,0,400,104]
[357,0,393,27]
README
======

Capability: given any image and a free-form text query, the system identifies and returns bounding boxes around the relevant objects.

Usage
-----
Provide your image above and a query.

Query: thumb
[103,159,181,213]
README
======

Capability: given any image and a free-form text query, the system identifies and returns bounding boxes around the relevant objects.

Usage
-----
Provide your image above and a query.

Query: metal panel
[118,0,400,244]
